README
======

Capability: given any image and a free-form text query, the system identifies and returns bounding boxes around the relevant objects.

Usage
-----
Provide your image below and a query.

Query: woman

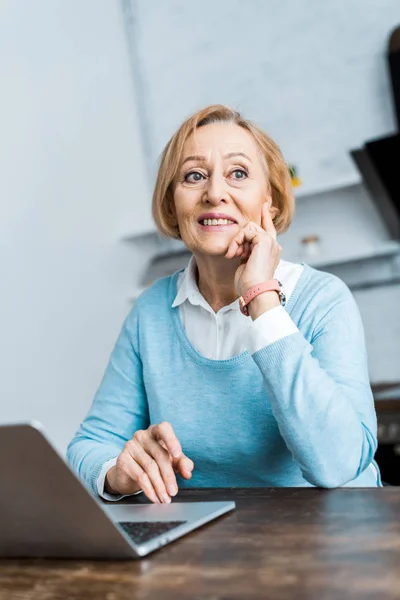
[67,104,381,504]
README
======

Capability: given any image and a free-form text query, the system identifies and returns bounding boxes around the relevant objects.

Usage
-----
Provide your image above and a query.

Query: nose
[203,171,230,206]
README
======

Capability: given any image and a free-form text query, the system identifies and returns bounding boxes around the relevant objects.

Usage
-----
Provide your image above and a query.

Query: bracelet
[239,279,286,316]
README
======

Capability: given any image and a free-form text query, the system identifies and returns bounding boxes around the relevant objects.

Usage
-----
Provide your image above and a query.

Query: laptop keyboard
[118,521,187,545]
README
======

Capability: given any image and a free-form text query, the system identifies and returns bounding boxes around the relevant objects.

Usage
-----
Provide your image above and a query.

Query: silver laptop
[0,422,235,558]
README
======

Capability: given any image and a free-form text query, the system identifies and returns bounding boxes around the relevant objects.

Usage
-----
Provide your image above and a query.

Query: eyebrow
[181,152,252,166]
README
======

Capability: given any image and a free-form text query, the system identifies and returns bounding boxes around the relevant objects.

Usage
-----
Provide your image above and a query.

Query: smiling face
[173,122,271,257]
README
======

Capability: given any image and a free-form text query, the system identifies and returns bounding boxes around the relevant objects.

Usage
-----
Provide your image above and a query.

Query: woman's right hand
[105,421,194,504]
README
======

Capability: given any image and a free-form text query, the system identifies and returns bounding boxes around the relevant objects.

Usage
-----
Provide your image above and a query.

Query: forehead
[182,122,260,159]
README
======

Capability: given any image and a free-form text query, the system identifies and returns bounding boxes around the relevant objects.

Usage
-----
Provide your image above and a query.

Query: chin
[196,240,229,256]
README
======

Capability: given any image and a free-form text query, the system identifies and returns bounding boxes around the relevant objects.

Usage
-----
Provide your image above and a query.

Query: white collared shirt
[97,256,303,499]
[172,256,303,359]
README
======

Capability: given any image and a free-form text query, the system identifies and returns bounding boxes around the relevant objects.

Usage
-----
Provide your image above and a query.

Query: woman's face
[173,122,271,257]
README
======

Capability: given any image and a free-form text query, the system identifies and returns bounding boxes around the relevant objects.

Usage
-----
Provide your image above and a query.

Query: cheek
[237,184,267,216]
[174,187,198,210]
[173,191,188,219]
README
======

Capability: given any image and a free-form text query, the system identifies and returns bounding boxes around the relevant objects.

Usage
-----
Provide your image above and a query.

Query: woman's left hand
[225,201,282,297]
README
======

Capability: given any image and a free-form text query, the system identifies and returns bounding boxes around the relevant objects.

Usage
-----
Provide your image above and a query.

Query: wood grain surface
[1,487,400,600]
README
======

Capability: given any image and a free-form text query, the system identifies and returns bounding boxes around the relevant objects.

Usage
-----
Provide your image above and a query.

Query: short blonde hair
[152,104,295,238]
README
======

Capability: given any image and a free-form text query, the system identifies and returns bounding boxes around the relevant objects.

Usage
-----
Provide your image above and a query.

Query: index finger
[261,201,277,240]
[151,421,182,459]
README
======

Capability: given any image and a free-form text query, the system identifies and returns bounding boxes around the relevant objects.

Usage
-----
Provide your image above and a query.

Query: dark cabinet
[374,394,400,486]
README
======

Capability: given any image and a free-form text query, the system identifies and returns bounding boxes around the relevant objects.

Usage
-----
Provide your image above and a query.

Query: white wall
[354,285,400,383]
[129,0,400,194]
[1,1,399,458]
[279,184,390,266]
[278,184,400,383]
[0,0,152,452]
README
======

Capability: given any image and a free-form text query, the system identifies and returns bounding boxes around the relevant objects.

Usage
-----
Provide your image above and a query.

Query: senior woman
[67,104,381,504]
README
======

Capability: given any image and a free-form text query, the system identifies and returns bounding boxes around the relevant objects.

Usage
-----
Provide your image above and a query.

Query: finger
[143,437,179,497]
[225,226,259,258]
[226,222,266,259]
[260,201,270,231]
[118,450,160,504]
[261,202,277,239]
[243,241,252,260]
[240,241,248,261]
[235,244,245,257]
[175,455,194,479]
[241,223,264,245]
[232,244,246,260]
[150,421,182,460]
[131,467,160,504]
[131,440,171,503]
[225,230,245,259]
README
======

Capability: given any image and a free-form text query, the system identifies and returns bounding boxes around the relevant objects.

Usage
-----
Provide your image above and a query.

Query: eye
[184,171,205,183]
[231,169,247,180]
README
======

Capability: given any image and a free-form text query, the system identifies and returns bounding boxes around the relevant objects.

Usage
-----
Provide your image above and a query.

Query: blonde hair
[152,104,295,239]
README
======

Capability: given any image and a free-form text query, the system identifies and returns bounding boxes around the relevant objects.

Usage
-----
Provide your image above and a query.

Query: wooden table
[1,487,400,600]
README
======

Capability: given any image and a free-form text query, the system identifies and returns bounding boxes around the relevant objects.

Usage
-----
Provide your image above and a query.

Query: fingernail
[171,448,181,458]
[163,494,171,503]
[168,484,178,496]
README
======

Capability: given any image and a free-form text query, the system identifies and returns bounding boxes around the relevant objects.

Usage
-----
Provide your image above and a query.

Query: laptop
[0,422,235,558]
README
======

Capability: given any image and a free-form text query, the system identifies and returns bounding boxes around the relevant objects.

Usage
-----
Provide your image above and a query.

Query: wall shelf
[127,241,400,301]
[293,175,362,200]
[307,241,400,270]
[309,242,400,291]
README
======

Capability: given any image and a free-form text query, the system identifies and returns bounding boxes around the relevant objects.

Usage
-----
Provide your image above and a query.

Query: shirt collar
[171,255,203,308]
[172,256,237,313]
[172,254,286,310]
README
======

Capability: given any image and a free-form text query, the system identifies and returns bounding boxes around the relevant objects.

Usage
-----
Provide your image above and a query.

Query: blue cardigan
[67,264,381,493]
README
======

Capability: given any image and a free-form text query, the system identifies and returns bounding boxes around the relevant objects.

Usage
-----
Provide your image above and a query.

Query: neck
[193,253,240,313]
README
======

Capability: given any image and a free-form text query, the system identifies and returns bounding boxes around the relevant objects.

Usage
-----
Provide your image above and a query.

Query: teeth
[201,218,235,226]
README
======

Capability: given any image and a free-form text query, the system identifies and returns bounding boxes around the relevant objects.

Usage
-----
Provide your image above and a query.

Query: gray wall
[128,0,400,195]
[354,285,400,383]
[279,184,400,383]
[1,2,398,456]
[0,0,151,452]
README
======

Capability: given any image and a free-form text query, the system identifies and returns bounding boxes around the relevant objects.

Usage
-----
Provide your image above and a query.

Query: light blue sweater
[67,264,381,493]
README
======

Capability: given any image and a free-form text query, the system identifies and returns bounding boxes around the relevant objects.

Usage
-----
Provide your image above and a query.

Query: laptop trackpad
[104,503,192,523]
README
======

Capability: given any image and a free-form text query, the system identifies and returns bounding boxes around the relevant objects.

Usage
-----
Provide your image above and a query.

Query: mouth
[197,213,238,230]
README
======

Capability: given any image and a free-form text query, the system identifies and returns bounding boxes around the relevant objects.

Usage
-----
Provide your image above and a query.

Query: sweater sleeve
[251,281,378,489]
[66,306,150,495]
